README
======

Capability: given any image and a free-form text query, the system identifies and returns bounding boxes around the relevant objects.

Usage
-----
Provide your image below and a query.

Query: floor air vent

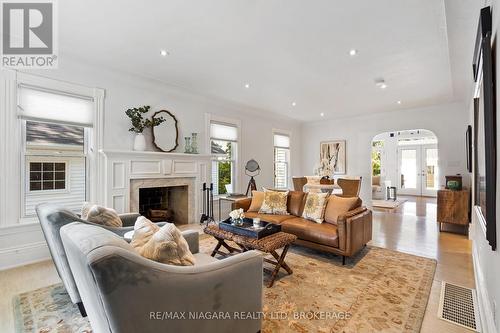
[438,281,480,331]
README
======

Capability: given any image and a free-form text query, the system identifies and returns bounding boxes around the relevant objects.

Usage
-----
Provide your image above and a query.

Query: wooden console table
[437,189,470,232]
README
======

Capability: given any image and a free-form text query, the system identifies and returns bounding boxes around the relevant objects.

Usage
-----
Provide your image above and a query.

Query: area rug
[12,283,91,333]
[13,236,436,333]
[372,199,408,209]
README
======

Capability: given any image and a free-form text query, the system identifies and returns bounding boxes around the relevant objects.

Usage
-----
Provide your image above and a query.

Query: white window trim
[273,129,291,189]
[205,113,241,196]
[0,70,104,226]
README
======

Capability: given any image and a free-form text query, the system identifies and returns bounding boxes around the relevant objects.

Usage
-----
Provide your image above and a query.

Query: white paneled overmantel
[100,150,211,223]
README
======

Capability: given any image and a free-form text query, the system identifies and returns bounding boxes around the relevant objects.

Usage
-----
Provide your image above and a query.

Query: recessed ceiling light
[320,112,325,117]
[349,49,358,56]
[292,102,296,107]
[244,83,250,88]
[160,50,168,56]
[375,79,387,89]
[397,100,402,104]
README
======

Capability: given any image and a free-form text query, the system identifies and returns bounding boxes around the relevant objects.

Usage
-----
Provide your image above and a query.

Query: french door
[398,144,438,197]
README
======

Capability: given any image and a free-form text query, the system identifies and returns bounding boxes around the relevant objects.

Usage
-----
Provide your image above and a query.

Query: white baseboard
[0,222,51,270]
[0,241,50,270]
[472,243,497,333]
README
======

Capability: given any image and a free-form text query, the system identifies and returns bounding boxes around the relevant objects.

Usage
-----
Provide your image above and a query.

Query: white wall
[470,1,500,332]
[301,102,469,202]
[372,131,399,190]
[30,58,302,194]
[0,58,302,270]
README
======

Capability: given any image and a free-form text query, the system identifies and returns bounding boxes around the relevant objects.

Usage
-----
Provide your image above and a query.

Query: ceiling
[58,0,483,122]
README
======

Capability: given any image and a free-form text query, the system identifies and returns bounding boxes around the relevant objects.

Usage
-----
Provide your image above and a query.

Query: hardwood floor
[0,196,473,332]
[371,196,474,332]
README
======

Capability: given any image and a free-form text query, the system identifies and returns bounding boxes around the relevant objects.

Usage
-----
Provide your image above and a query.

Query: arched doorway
[371,129,439,200]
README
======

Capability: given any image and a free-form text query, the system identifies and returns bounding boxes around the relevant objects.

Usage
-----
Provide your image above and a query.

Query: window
[19,86,92,217]
[210,122,238,196]
[273,133,290,189]
[29,162,67,191]
[371,140,384,176]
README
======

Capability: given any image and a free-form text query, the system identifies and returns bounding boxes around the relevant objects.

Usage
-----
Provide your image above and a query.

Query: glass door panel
[399,147,420,195]
[398,144,438,197]
[422,145,438,196]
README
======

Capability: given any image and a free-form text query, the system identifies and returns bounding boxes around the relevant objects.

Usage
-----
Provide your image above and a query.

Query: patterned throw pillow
[131,217,195,266]
[302,192,329,223]
[258,189,289,215]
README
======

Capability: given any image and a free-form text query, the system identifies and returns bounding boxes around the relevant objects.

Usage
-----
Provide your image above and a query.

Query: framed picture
[320,140,346,174]
[466,125,472,173]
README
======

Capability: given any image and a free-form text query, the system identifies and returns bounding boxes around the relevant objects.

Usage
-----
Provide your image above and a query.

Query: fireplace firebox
[138,185,188,224]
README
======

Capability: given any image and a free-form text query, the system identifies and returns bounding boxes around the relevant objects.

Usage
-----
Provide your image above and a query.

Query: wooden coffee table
[204,225,297,287]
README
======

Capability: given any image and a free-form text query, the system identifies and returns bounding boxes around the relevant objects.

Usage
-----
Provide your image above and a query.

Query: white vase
[133,133,146,151]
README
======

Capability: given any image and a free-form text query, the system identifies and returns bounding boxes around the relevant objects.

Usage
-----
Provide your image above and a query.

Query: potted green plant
[125,106,165,151]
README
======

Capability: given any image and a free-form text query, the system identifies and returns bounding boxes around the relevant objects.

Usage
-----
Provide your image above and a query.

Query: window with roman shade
[210,122,238,196]
[274,133,290,189]
[18,85,92,216]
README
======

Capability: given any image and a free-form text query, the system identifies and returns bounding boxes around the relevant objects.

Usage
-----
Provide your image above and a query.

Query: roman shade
[274,134,290,148]
[210,122,238,141]
[18,85,94,127]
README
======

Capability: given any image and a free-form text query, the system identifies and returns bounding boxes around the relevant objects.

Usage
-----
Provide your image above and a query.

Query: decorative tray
[219,217,281,239]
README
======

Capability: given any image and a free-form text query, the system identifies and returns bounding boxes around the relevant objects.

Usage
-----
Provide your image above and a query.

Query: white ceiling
[58,0,482,122]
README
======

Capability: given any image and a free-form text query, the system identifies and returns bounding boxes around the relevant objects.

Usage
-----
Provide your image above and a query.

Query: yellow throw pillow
[131,217,195,266]
[258,189,289,215]
[83,204,123,228]
[302,192,329,223]
[248,191,265,212]
[324,195,361,225]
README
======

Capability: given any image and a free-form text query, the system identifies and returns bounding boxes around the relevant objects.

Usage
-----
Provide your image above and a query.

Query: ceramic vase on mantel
[184,137,192,153]
[133,133,147,151]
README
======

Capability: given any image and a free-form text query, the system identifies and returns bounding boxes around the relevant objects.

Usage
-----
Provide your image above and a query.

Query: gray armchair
[35,203,162,316]
[60,222,263,333]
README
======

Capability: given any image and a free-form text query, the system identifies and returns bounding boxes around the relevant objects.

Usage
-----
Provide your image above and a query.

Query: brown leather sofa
[232,191,372,265]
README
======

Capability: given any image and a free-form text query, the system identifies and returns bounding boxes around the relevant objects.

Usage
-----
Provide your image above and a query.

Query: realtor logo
[1,0,58,68]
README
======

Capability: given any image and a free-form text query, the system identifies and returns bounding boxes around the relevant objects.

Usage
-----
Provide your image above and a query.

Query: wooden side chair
[337,177,362,197]
[292,177,308,192]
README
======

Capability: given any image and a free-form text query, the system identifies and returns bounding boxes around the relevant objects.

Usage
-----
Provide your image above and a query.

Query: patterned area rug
[13,236,436,333]
[13,284,91,333]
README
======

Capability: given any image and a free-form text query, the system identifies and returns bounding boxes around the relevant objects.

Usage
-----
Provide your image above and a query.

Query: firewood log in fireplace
[147,209,173,222]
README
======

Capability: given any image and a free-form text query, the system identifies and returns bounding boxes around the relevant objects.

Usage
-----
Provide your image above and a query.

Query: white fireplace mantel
[99,149,211,223]
[100,149,212,159]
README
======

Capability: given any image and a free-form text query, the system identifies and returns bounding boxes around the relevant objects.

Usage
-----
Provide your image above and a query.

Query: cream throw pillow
[258,189,289,215]
[131,217,195,266]
[248,191,265,212]
[81,203,122,228]
[80,202,93,220]
[302,192,329,223]
[306,176,321,185]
